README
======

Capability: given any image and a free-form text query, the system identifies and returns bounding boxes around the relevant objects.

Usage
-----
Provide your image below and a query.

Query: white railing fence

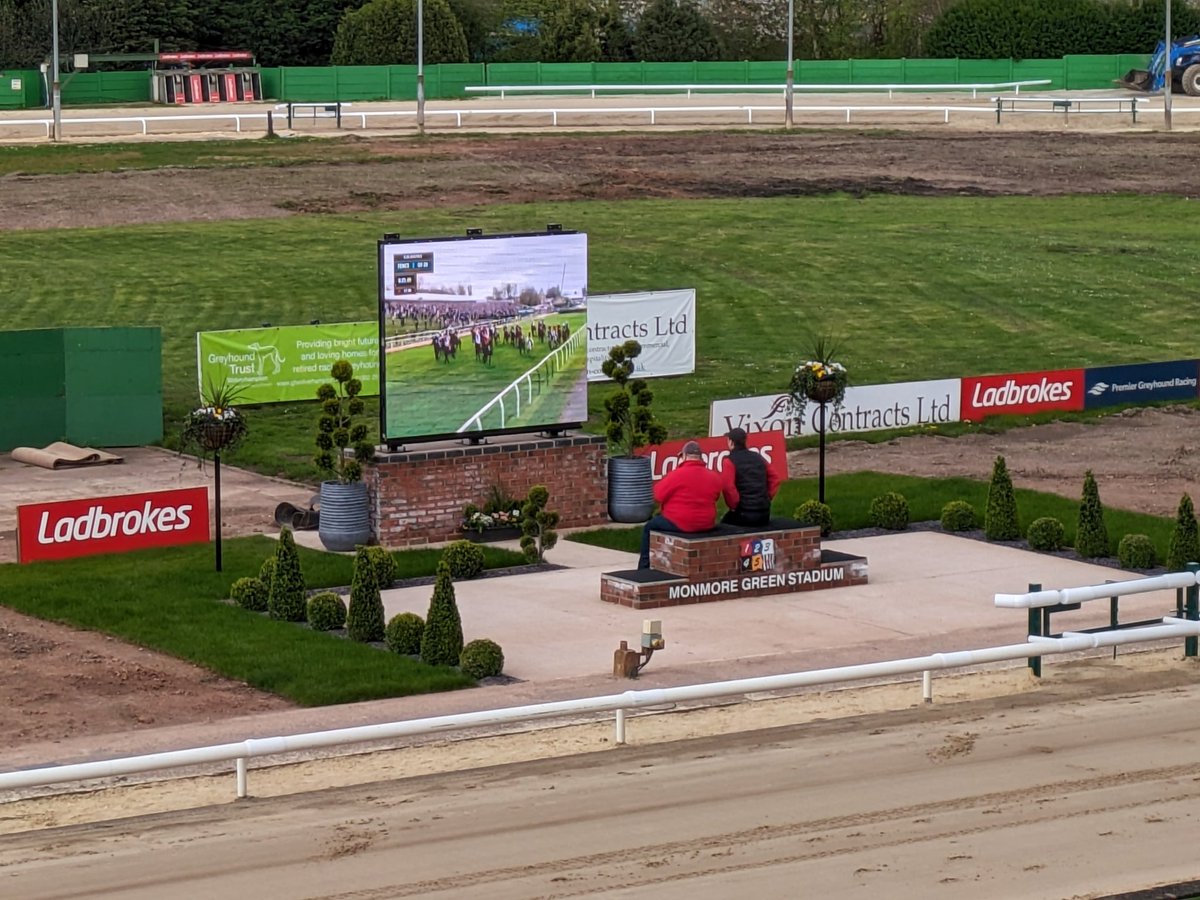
[1,617,1196,801]
[464,80,1052,99]
[459,328,585,432]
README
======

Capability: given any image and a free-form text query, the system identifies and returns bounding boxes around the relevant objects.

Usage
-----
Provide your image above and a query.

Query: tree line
[1,0,1195,71]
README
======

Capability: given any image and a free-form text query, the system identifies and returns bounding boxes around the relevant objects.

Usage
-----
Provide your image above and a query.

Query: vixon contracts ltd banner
[586,289,696,382]
[196,322,380,404]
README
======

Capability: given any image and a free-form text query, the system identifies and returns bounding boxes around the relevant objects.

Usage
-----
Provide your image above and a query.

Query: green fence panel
[62,328,162,448]
[385,66,416,100]
[330,66,391,101]
[278,67,338,101]
[486,62,543,85]
[648,62,698,84]
[0,327,161,451]
[259,67,280,99]
[62,71,151,105]
[540,62,594,85]
[1064,55,1117,90]
[798,60,850,83]
[1010,59,1064,90]
[436,63,484,97]
[746,61,784,83]
[693,61,749,84]
[899,59,959,83]
[849,59,905,83]
[594,62,645,85]
[957,59,1015,83]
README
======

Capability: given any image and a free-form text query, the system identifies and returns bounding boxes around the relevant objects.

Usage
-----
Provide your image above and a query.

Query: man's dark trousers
[639,514,684,569]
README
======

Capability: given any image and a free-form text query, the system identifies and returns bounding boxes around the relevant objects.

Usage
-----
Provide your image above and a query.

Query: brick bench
[600,519,869,609]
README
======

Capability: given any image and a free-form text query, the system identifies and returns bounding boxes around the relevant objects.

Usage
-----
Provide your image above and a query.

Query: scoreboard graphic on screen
[393,252,434,294]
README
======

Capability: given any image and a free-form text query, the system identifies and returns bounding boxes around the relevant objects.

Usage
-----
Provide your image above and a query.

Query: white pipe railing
[0,112,270,138]
[465,80,1052,99]
[995,570,1197,608]
[459,328,584,432]
[1,619,1196,800]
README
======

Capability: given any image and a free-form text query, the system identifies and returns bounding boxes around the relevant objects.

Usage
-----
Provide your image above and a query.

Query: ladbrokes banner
[196,322,380,404]
[585,289,696,382]
[18,487,210,563]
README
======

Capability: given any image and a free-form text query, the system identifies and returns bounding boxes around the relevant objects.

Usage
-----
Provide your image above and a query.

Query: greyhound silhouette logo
[246,342,286,376]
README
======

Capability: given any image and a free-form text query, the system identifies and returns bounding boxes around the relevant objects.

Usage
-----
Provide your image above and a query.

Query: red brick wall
[365,433,609,547]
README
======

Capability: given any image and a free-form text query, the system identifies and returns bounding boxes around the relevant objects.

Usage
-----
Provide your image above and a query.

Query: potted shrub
[602,340,667,523]
[314,359,376,552]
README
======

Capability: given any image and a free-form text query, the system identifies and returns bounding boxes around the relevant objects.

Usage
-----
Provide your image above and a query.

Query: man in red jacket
[638,441,739,569]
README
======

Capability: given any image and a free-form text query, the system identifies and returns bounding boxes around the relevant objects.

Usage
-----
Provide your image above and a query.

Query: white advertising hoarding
[710,378,962,439]
[586,289,696,382]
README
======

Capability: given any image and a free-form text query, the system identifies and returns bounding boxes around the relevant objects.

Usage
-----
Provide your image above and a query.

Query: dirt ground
[4,128,1200,754]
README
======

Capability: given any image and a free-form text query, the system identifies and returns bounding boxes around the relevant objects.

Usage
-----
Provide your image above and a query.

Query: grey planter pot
[608,455,655,523]
[318,481,371,552]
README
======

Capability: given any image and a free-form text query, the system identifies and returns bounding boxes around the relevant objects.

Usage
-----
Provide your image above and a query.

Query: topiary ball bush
[1027,517,1065,551]
[869,492,909,531]
[231,576,268,612]
[940,500,978,533]
[443,540,485,579]
[460,638,505,679]
[364,546,397,590]
[793,500,833,537]
[1118,534,1157,570]
[307,591,347,631]
[385,612,425,655]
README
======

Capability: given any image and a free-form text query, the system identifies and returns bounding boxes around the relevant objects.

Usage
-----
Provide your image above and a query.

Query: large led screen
[379,230,589,444]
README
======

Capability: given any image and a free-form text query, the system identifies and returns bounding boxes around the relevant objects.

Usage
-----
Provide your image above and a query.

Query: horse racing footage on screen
[378,230,590,446]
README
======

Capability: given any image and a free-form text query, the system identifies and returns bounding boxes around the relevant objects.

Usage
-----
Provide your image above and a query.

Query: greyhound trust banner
[196,322,380,404]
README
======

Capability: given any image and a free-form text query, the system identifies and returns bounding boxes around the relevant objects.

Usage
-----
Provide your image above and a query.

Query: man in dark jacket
[638,441,738,569]
[721,427,780,526]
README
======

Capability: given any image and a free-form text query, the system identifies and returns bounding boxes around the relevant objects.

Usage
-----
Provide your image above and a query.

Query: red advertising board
[17,487,210,564]
[960,368,1084,422]
[637,430,789,482]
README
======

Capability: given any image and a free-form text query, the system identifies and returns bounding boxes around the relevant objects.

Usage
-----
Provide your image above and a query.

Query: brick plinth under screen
[364,433,609,547]
[601,521,868,609]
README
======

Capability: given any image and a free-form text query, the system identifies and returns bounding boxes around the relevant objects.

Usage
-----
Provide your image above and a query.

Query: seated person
[639,440,739,569]
[720,427,781,527]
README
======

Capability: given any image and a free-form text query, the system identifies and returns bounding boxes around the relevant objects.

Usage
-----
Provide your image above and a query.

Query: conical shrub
[346,547,385,643]
[1075,470,1109,558]
[421,560,463,667]
[267,528,306,622]
[1167,493,1200,571]
[984,455,1020,541]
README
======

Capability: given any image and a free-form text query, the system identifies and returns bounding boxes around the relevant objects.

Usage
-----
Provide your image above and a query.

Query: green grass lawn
[0,538,527,706]
[2,192,1194,480]
[569,472,1179,563]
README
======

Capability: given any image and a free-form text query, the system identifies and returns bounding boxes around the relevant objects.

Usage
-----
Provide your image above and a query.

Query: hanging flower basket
[805,377,841,405]
[198,419,240,452]
[787,338,850,427]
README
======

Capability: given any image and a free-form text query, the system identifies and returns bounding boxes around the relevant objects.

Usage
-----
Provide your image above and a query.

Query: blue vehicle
[1119,36,1200,95]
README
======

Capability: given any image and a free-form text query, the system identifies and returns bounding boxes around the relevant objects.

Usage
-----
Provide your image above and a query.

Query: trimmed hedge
[1118,534,1157,570]
[231,576,269,612]
[940,500,978,533]
[443,540,485,579]
[868,492,909,531]
[793,500,833,537]
[307,591,348,631]
[385,612,425,655]
[460,638,505,679]
[1027,516,1065,552]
